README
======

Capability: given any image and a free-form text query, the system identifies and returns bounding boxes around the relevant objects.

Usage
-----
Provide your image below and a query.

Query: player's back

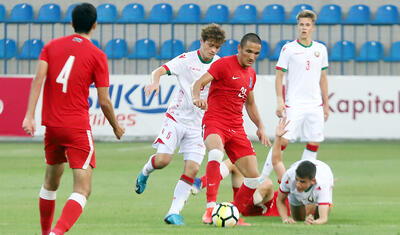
[40,34,109,130]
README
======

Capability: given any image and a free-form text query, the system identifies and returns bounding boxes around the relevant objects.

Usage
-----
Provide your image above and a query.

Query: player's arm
[97,87,125,139]
[191,72,214,110]
[22,60,48,136]
[272,118,289,181]
[277,191,295,224]
[144,66,168,97]
[245,91,271,147]
[275,70,286,118]
[320,69,329,121]
[305,204,330,225]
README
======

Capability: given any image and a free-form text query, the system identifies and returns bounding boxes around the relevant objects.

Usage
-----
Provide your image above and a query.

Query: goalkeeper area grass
[1,140,399,234]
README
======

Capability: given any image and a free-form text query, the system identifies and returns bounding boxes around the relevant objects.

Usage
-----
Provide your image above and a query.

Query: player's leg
[136,118,179,194]
[229,160,243,200]
[301,106,324,161]
[51,167,93,234]
[202,133,225,223]
[40,164,64,235]
[253,178,274,207]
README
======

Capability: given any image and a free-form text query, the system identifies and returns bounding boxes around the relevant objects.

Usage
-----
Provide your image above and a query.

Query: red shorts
[242,191,291,217]
[44,126,96,169]
[203,122,255,163]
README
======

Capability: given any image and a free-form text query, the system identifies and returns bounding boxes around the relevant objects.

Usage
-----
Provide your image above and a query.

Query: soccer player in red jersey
[192,33,271,225]
[22,3,125,235]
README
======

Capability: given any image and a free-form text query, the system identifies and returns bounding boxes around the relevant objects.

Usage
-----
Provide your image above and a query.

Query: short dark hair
[296,161,316,180]
[201,23,226,45]
[240,33,261,48]
[72,3,97,34]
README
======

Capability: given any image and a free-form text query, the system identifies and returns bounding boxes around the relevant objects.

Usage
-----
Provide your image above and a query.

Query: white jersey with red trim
[279,159,334,206]
[163,50,219,129]
[276,40,328,107]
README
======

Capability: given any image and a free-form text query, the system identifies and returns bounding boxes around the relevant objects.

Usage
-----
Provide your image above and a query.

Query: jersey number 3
[56,55,75,93]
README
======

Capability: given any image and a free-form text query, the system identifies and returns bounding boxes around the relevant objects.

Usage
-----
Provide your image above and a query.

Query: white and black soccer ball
[211,202,239,227]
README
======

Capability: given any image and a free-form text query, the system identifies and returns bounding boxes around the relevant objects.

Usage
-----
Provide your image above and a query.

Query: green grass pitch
[1,140,399,234]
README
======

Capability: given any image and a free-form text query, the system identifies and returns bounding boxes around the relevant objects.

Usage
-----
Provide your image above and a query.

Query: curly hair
[201,24,226,45]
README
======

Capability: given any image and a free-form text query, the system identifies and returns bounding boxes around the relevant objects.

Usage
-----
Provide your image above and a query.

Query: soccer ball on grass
[211,202,239,227]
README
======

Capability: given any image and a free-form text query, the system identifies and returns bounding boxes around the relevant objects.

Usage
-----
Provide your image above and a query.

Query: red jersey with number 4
[39,34,109,129]
[203,55,256,128]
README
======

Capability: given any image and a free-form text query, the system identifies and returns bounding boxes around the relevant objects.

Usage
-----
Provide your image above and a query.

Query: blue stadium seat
[128,39,156,59]
[8,3,33,23]
[147,3,173,23]
[17,39,44,59]
[117,3,145,23]
[258,4,285,24]
[0,39,17,59]
[315,40,326,46]
[230,4,257,24]
[217,39,239,57]
[97,3,117,23]
[355,41,384,62]
[105,39,128,59]
[270,40,291,60]
[286,4,313,24]
[372,5,399,25]
[258,40,270,60]
[317,4,342,25]
[91,39,101,49]
[36,3,61,23]
[343,4,371,24]
[174,3,201,23]
[62,4,78,23]
[203,4,229,24]
[0,4,5,22]
[156,39,185,60]
[384,41,400,62]
[329,40,355,61]
[188,40,201,52]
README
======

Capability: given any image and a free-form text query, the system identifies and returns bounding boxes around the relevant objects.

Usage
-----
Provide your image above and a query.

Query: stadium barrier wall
[1,75,399,140]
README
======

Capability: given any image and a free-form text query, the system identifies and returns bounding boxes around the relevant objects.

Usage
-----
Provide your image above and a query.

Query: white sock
[301,149,317,161]
[206,202,217,208]
[244,177,260,189]
[220,162,229,179]
[141,154,156,176]
[69,192,87,209]
[167,177,192,215]
[39,185,56,200]
[261,148,274,178]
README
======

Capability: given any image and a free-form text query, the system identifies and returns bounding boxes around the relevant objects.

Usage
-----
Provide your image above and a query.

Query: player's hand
[305,214,314,225]
[323,104,330,122]
[22,117,36,136]
[113,125,125,140]
[257,127,271,147]
[144,83,159,97]
[276,100,286,118]
[276,117,290,138]
[193,98,208,110]
[282,217,296,224]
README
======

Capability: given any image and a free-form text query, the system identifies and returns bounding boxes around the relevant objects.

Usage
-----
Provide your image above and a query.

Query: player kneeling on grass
[134,24,226,226]
[192,159,290,219]
[273,118,334,225]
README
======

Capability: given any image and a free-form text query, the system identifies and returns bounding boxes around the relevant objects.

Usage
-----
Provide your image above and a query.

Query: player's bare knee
[154,154,172,168]
[43,181,59,191]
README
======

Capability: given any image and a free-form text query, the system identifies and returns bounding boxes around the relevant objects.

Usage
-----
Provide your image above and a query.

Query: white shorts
[152,117,206,165]
[283,105,324,142]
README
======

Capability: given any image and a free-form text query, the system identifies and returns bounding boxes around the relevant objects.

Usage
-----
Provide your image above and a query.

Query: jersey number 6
[56,55,75,93]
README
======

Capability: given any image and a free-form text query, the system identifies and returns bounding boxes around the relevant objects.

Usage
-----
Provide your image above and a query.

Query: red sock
[232,187,239,201]
[52,200,83,234]
[233,184,256,213]
[39,198,55,235]
[201,175,206,189]
[206,161,222,203]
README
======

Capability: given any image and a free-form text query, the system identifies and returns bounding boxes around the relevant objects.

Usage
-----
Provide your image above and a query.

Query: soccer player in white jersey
[261,10,329,178]
[272,118,334,225]
[134,24,226,225]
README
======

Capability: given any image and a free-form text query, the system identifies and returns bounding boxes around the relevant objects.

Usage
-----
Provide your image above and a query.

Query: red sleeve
[94,52,110,87]
[207,58,225,81]
[39,43,49,63]
[251,70,256,91]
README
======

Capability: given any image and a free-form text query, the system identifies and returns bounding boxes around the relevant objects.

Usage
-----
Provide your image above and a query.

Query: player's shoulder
[313,41,328,50]
[281,40,297,52]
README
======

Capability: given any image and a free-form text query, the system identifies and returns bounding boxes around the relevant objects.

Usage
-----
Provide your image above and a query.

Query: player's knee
[154,154,172,168]
[44,180,60,191]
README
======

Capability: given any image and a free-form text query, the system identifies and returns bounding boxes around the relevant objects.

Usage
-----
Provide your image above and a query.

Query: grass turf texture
[0,141,399,235]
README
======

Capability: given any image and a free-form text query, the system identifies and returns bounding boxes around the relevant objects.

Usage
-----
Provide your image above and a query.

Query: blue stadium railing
[1,3,400,75]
